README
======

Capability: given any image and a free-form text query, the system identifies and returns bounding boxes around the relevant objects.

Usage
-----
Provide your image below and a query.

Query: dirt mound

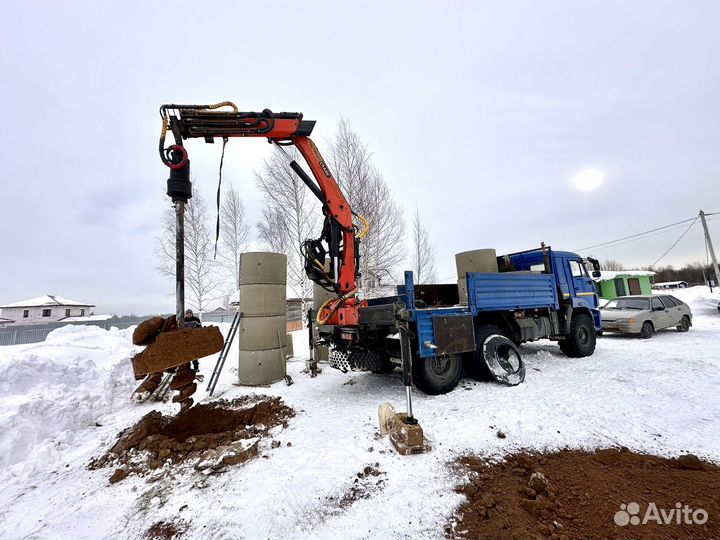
[91,395,294,482]
[145,520,188,540]
[448,448,720,540]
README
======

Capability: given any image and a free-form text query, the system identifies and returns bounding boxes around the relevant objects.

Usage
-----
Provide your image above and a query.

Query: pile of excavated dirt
[90,395,294,482]
[145,520,188,540]
[447,448,720,540]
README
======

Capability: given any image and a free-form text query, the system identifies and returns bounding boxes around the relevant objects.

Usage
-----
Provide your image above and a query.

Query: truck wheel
[676,316,691,332]
[559,312,596,357]
[469,324,525,386]
[412,353,463,395]
[640,321,654,339]
[372,360,397,374]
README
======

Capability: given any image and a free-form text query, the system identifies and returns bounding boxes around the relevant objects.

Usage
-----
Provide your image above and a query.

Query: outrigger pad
[132,326,224,379]
[378,403,431,455]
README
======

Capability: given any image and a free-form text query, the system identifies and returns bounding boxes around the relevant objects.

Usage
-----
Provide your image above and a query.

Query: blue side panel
[415,311,436,358]
[467,272,558,312]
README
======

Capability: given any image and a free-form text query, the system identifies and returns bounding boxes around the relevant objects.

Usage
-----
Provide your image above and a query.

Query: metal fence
[0,317,153,346]
[1,304,307,346]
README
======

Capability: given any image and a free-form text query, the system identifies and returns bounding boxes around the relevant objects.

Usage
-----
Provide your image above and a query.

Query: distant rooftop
[60,314,114,322]
[0,295,95,309]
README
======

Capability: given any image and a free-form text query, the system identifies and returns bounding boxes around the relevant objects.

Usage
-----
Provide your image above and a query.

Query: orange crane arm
[158,104,361,325]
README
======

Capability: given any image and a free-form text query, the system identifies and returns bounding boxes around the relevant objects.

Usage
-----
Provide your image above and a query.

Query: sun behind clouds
[572,168,605,192]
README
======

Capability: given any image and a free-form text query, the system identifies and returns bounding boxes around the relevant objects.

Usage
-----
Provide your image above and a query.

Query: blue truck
[323,246,602,395]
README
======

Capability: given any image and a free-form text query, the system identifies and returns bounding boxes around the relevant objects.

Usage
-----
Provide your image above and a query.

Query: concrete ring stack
[456,249,498,304]
[237,252,288,385]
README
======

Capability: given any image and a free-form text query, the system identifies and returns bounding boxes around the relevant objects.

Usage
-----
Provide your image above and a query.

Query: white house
[0,295,95,325]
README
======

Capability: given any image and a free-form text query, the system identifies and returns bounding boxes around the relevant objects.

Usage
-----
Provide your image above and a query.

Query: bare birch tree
[328,118,405,294]
[411,203,437,283]
[155,190,221,313]
[255,147,320,305]
[218,185,251,291]
[601,259,625,271]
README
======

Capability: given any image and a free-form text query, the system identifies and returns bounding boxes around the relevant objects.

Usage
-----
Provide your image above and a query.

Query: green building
[595,271,655,300]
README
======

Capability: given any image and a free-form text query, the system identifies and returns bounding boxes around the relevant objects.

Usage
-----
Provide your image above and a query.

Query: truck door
[568,259,598,307]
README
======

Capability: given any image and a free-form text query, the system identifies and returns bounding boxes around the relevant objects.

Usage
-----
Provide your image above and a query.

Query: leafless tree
[256,147,320,305]
[410,203,437,283]
[155,190,221,313]
[328,118,406,294]
[218,185,251,291]
[601,259,625,271]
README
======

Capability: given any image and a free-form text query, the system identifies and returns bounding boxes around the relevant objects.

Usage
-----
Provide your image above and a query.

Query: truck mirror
[587,257,601,271]
[592,270,601,278]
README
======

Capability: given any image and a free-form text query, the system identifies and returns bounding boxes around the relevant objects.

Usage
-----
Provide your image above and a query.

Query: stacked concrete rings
[238,252,288,385]
[456,249,498,304]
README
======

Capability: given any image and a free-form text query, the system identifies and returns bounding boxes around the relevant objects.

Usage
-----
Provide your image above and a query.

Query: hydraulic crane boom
[158,102,364,327]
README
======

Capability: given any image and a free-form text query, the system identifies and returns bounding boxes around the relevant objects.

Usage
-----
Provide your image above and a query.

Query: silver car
[600,295,692,338]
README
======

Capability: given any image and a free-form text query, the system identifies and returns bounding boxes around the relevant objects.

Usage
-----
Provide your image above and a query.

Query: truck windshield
[603,298,650,310]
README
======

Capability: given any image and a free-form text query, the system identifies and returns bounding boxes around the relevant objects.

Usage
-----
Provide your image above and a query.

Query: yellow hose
[316,289,357,325]
[203,101,238,112]
[355,213,370,239]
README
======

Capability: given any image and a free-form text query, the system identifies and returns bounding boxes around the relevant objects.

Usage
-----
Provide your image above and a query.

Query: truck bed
[466,272,559,312]
[388,272,560,358]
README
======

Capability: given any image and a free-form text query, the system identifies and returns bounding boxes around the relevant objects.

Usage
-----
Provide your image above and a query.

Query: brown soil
[91,395,294,482]
[448,448,720,540]
[338,464,385,508]
[317,464,386,525]
[131,326,224,378]
[133,316,165,346]
[145,519,188,540]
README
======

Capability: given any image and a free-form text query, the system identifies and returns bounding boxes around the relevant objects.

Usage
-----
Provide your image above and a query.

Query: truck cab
[501,248,602,330]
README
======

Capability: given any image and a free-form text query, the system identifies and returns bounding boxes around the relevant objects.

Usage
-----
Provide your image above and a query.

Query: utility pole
[700,210,720,288]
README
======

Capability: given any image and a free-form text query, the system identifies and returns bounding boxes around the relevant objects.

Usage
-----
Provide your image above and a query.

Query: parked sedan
[599,295,692,338]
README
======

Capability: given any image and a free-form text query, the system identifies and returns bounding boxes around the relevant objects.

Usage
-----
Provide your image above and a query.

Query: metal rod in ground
[307,308,317,376]
[399,324,416,423]
[207,310,241,396]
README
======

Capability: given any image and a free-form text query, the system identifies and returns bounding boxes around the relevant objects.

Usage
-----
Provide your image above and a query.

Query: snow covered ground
[0,287,718,540]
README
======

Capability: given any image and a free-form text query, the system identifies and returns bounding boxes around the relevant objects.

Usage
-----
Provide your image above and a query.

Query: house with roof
[0,295,95,325]
[594,270,655,300]
[652,280,689,290]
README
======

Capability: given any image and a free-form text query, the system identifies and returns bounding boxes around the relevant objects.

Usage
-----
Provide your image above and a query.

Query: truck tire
[469,324,525,386]
[467,324,503,380]
[559,312,596,357]
[371,353,397,374]
[412,353,463,395]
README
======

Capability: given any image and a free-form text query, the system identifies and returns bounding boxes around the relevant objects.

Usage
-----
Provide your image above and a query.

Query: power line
[576,215,697,252]
[584,221,698,253]
[648,217,699,268]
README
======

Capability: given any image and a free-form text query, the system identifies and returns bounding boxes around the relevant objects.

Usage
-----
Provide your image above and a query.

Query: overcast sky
[1,1,719,315]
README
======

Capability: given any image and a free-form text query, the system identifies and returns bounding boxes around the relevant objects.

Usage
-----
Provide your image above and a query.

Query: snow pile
[667,285,720,316]
[0,325,138,468]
